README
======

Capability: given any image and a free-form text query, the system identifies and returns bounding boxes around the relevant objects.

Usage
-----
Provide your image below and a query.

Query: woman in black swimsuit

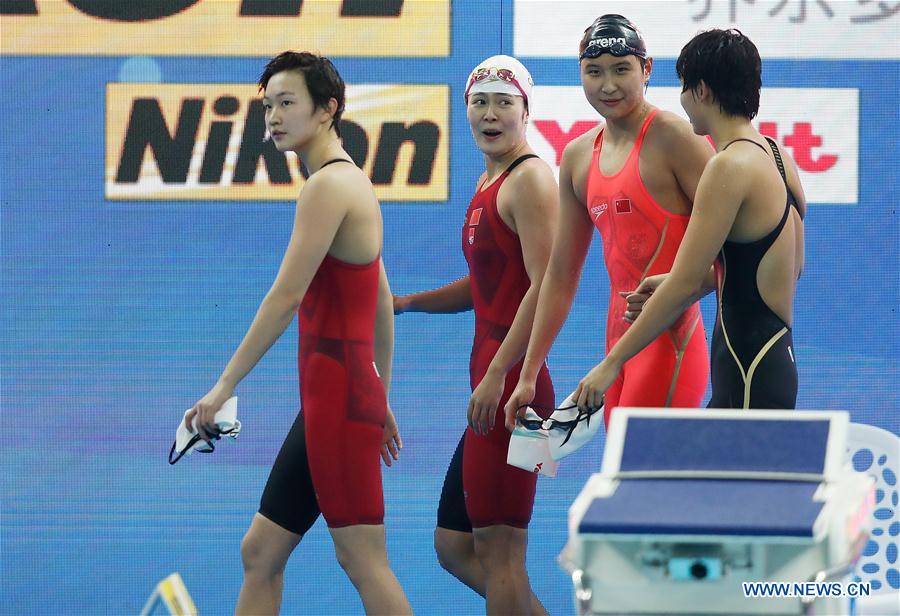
[570,28,807,411]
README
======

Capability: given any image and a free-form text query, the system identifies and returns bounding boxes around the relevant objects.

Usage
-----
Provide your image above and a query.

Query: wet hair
[258,51,346,137]
[579,14,647,69]
[676,29,761,119]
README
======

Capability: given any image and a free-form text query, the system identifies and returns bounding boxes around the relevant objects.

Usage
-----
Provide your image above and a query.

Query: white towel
[169,397,241,464]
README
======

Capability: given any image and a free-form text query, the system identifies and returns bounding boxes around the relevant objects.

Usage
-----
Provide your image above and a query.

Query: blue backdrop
[1,1,897,613]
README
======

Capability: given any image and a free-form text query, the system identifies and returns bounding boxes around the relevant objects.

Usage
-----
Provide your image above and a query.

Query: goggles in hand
[515,392,604,461]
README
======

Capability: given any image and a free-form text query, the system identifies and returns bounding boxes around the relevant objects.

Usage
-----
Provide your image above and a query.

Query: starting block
[561,409,875,615]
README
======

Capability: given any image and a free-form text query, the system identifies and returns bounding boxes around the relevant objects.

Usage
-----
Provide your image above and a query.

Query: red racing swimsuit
[586,110,709,424]
[296,254,387,527]
[459,155,554,529]
[258,159,387,533]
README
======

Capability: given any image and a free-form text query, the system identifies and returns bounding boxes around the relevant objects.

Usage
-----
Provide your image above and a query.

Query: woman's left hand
[573,359,622,411]
[381,405,402,467]
[468,369,505,436]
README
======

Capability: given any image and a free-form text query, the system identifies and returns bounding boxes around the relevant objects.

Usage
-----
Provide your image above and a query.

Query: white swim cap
[507,407,558,477]
[546,392,604,461]
[507,392,604,465]
[464,55,534,109]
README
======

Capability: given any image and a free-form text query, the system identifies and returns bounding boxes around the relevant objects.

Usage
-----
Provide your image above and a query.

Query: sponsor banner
[514,1,898,59]
[527,86,858,204]
[106,83,448,201]
[2,0,449,57]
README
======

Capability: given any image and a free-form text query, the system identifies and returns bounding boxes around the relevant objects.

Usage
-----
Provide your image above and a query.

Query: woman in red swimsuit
[394,55,559,615]
[186,52,411,615]
[506,14,714,429]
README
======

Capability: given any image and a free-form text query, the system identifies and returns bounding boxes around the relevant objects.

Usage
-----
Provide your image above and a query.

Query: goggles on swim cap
[464,55,533,107]
[580,15,648,61]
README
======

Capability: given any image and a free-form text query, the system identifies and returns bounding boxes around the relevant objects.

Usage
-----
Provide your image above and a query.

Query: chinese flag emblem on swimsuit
[468,208,483,244]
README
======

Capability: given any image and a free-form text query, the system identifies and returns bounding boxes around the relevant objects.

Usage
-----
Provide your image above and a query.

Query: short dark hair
[676,29,761,119]
[258,51,346,137]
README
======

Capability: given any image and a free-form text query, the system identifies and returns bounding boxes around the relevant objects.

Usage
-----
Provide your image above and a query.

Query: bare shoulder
[509,155,556,189]
[561,124,602,164]
[648,110,704,148]
[560,124,602,189]
[703,146,753,187]
[302,160,373,205]
[502,156,558,209]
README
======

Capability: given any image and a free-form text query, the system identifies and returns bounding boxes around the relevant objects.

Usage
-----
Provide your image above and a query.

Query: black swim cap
[580,14,648,61]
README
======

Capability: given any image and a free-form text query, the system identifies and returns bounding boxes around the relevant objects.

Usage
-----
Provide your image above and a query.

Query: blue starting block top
[602,408,849,482]
[619,417,831,475]
[578,478,823,538]
[579,411,850,539]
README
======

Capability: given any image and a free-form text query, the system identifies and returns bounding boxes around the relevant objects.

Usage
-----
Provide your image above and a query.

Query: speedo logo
[590,202,608,220]
[592,37,626,48]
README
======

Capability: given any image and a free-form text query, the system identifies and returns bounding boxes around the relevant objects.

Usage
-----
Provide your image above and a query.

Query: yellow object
[140,572,197,616]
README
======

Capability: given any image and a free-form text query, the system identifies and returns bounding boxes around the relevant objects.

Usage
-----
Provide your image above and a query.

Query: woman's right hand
[620,273,667,323]
[503,379,536,432]
[185,381,234,442]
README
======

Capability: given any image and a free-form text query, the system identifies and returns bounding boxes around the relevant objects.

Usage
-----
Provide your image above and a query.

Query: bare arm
[520,145,594,383]
[374,259,394,395]
[188,172,350,438]
[618,120,714,322]
[394,276,473,314]
[219,176,348,388]
[503,141,595,428]
[780,147,807,278]
[574,153,746,409]
[623,266,716,323]
[485,162,559,377]
[468,161,559,434]
[375,258,404,467]
[662,114,715,206]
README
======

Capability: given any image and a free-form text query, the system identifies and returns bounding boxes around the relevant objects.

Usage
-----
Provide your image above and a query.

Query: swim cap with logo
[580,14,648,60]
[464,54,534,109]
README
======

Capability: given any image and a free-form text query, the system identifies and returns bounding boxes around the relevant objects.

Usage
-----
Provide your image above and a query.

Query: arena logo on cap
[526,86,858,205]
[106,84,448,201]
[2,0,449,57]
[593,37,627,48]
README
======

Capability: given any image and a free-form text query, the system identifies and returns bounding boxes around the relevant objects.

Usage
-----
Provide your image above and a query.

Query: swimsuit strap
[505,154,539,174]
[320,158,354,169]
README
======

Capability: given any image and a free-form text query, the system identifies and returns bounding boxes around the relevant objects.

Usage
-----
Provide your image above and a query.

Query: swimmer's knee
[434,527,473,573]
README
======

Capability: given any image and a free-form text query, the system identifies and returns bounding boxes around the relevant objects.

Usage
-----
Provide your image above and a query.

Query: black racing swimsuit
[708,138,800,409]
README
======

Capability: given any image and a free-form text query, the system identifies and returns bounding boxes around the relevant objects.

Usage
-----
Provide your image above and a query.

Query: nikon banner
[1,0,450,56]
[105,83,449,201]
